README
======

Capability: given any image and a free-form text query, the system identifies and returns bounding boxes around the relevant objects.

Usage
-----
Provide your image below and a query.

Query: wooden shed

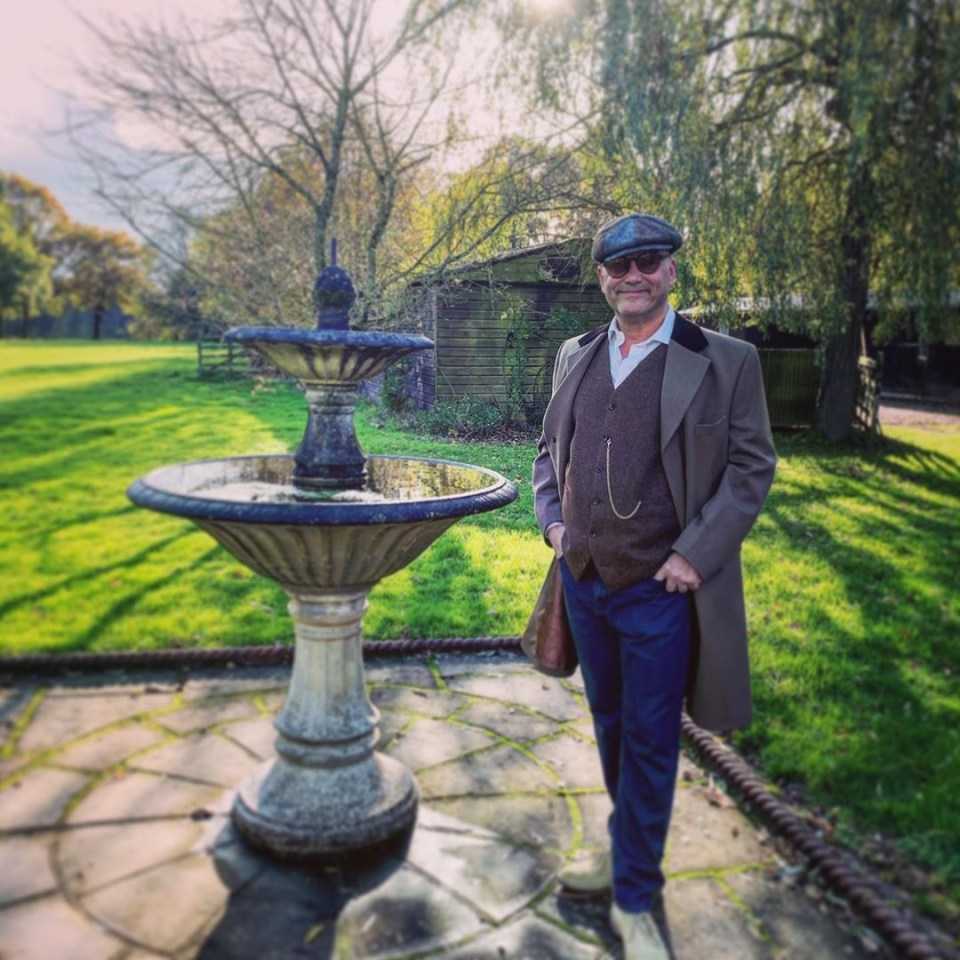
[406,241,829,430]
[408,239,609,416]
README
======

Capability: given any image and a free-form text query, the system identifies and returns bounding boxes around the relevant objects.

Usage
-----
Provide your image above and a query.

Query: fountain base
[233,753,418,858]
[228,588,419,859]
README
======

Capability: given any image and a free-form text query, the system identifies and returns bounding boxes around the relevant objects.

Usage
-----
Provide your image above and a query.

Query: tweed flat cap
[591,213,683,263]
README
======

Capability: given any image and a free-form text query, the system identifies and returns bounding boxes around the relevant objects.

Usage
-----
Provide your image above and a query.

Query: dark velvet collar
[576,312,708,353]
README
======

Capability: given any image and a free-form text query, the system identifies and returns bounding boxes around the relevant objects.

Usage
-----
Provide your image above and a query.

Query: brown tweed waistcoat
[561,343,680,590]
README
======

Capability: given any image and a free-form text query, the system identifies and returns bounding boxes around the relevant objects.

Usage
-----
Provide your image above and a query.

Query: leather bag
[521,557,578,678]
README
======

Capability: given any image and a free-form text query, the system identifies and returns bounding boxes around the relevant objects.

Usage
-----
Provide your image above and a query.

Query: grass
[1,340,958,925]
[0,341,541,654]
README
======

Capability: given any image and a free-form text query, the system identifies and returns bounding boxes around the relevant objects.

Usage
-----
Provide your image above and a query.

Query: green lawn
[1,340,958,923]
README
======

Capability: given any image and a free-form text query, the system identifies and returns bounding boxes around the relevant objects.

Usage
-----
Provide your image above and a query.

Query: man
[532,213,776,959]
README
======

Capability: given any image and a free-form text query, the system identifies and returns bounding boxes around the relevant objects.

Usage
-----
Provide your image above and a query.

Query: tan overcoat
[532,314,777,731]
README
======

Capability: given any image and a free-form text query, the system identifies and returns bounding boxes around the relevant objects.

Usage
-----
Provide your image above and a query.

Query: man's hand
[546,523,566,558]
[654,552,702,593]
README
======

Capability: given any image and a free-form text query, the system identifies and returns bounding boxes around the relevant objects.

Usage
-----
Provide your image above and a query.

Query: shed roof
[414,238,597,289]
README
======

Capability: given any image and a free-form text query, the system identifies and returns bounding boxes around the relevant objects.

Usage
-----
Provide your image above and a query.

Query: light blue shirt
[607,307,676,388]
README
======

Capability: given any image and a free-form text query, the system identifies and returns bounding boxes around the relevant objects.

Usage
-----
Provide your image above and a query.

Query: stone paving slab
[59,817,210,894]
[428,792,576,851]
[406,808,559,923]
[384,717,497,771]
[533,732,607,790]
[67,769,228,824]
[726,870,871,960]
[575,792,617,849]
[130,731,262,787]
[444,670,585,722]
[667,781,770,873]
[454,699,559,744]
[154,696,265,735]
[0,767,90,830]
[0,893,126,960]
[0,834,58,906]
[0,655,893,959]
[415,742,557,797]
[370,684,465,720]
[15,688,174,753]
[53,723,168,771]
[217,716,277,761]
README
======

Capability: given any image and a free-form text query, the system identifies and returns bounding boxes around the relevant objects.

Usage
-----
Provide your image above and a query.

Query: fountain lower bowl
[128,455,518,591]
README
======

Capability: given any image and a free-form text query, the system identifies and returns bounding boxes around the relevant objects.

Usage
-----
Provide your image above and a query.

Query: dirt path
[878,399,960,429]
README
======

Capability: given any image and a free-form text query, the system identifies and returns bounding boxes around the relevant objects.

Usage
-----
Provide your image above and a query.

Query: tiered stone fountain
[128,255,517,858]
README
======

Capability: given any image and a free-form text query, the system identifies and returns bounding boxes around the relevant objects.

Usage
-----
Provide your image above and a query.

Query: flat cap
[591,213,683,263]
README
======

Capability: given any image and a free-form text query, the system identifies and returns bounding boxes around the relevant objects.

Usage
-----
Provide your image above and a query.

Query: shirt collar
[607,306,676,350]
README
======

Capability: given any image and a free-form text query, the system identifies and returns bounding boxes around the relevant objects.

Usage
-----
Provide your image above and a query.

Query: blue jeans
[559,558,691,912]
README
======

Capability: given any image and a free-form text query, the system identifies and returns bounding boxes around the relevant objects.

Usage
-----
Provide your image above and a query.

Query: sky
[0,0,230,230]
[0,0,562,235]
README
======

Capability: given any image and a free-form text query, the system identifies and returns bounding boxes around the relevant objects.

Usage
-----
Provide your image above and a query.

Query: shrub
[379,363,414,415]
[416,395,510,440]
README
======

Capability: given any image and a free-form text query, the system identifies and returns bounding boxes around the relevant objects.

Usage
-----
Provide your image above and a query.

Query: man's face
[597,254,676,329]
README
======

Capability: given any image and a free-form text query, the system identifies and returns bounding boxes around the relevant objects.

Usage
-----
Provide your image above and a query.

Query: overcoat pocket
[694,415,728,436]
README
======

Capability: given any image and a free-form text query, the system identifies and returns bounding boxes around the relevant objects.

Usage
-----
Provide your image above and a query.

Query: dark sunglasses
[602,253,670,278]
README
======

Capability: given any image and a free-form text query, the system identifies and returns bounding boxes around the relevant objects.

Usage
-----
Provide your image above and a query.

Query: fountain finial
[314,237,355,330]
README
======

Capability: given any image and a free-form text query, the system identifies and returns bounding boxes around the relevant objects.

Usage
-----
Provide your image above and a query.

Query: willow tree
[508,0,960,439]
[705,0,960,438]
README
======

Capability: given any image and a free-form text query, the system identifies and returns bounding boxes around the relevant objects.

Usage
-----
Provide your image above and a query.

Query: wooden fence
[856,355,882,434]
[757,349,820,428]
[433,333,824,430]
[196,340,252,377]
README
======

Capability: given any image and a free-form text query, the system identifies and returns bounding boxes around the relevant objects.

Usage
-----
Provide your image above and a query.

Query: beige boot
[610,903,669,960]
[557,850,612,892]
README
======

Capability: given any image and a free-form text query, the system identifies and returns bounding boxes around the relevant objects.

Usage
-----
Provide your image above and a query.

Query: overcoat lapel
[660,340,710,451]
[542,332,605,442]
[660,317,711,524]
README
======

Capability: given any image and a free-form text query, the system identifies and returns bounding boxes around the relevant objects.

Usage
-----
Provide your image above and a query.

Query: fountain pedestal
[234,590,417,856]
[295,385,367,489]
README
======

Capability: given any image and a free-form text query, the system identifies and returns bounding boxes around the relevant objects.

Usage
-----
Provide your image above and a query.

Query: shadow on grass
[2,503,143,543]
[745,432,960,897]
[0,528,196,621]
[879,435,960,491]
[65,544,223,653]
[368,531,500,640]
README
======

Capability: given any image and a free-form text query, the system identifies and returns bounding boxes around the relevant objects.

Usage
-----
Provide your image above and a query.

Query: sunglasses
[602,253,670,278]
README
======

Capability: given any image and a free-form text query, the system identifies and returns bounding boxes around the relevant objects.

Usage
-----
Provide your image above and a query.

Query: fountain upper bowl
[224,326,434,386]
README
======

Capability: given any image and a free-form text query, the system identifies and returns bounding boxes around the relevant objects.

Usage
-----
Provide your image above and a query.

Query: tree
[53,225,149,340]
[66,0,503,328]
[506,0,960,439]
[0,173,70,257]
[132,264,207,341]
[0,199,54,334]
[0,175,61,335]
[411,137,600,269]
